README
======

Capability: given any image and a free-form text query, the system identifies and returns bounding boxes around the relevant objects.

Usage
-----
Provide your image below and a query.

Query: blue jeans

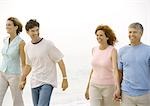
[31,84,54,106]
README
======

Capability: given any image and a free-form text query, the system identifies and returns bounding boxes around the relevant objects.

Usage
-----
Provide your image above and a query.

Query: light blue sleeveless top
[0,35,22,74]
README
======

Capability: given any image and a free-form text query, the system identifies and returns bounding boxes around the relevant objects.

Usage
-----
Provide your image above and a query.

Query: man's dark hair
[25,19,40,31]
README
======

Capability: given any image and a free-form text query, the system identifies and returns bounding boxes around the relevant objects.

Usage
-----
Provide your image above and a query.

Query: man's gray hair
[128,22,144,34]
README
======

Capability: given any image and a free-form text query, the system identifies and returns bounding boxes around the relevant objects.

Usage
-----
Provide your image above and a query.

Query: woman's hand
[85,88,89,100]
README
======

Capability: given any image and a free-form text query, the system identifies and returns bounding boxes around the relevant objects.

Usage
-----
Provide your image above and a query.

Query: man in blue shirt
[118,22,150,106]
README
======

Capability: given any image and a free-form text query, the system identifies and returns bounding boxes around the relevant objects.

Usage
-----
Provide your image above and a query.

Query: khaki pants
[121,92,150,106]
[0,72,24,106]
[89,82,120,106]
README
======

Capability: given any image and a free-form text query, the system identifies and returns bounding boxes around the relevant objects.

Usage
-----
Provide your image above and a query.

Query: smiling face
[128,28,142,45]
[96,30,108,44]
[27,26,39,40]
[6,20,18,35]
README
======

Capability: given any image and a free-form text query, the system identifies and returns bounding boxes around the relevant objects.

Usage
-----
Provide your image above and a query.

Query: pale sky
[0,0,150,59]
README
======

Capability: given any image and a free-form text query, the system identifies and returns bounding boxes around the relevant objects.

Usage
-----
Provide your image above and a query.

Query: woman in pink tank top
[85,25,120,106]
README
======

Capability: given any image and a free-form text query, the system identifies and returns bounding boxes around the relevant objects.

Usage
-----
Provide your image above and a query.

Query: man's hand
[62,79,68,91]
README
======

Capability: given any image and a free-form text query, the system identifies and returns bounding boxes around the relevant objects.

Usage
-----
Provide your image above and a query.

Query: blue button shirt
[0,35,22,74]
[118,44,150,96]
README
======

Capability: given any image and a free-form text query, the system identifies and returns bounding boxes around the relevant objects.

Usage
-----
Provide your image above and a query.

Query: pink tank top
[91,46,115,85]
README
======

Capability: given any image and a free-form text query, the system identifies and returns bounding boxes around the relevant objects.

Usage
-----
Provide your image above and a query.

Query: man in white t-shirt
[19,19,68,106]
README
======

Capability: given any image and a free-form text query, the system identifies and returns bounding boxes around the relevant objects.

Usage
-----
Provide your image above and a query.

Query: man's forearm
[58,59,67,78]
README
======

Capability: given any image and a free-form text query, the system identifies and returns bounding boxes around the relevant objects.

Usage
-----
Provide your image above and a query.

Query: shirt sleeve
[118,49,123,71]
[48,41,64,63]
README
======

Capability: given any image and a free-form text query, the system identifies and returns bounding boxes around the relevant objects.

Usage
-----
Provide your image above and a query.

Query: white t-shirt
[25,38,64,88]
